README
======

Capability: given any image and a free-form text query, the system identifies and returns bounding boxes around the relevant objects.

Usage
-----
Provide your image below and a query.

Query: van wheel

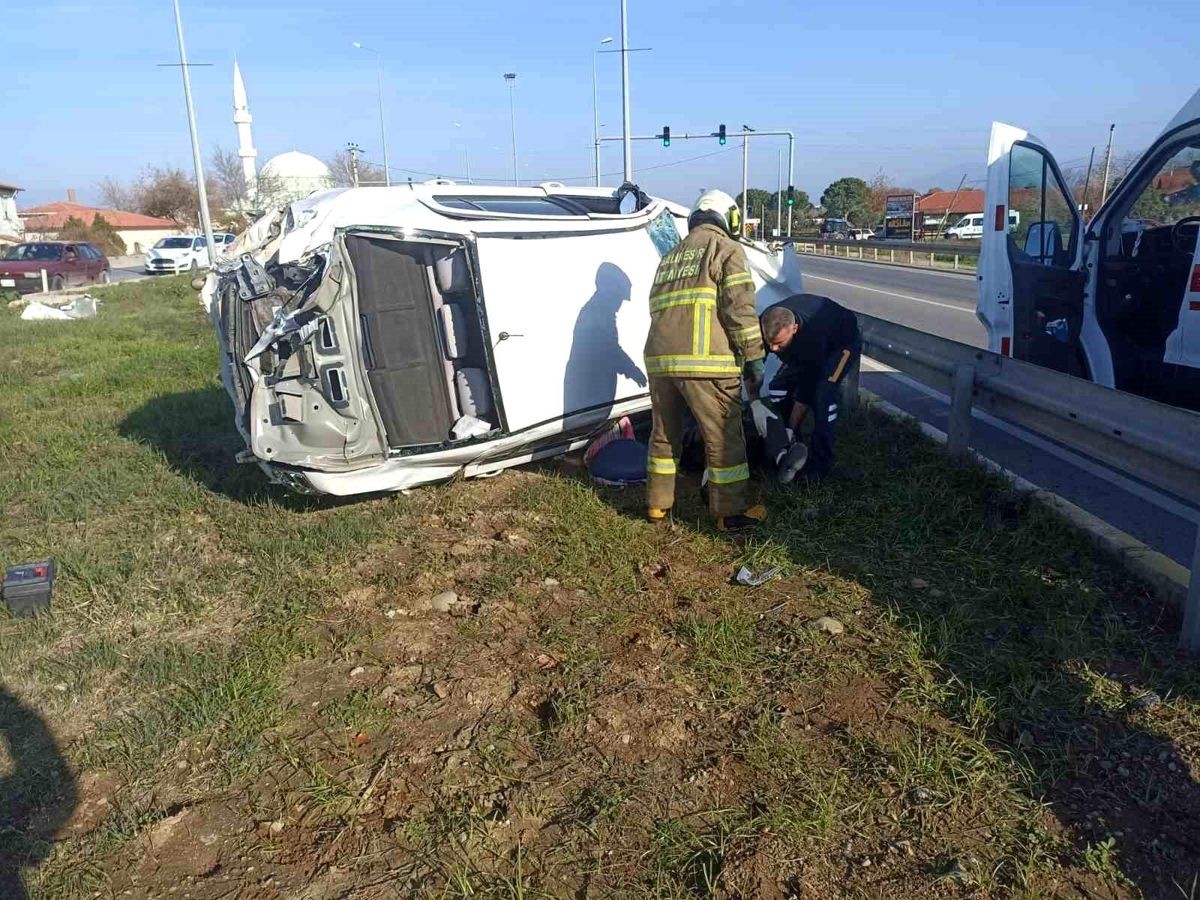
[50,275,65,291]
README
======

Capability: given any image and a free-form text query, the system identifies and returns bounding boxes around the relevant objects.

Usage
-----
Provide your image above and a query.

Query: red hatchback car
[0,241,111,294]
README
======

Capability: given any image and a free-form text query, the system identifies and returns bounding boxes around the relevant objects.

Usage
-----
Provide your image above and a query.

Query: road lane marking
[862,359,1200,525]
[805,272,976,314]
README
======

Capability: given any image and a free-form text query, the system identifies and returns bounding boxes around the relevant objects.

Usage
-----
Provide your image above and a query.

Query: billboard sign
[884,193,916,240]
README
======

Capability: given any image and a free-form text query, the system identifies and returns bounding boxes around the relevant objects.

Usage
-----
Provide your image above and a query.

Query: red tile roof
[915,189,986,215]
[19,201,178,230]
[1154,167,1196,195]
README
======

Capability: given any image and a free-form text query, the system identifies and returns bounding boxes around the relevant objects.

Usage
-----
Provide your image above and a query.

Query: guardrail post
[1182,531,1200,652]
[873,247,878,261]
[929,252,934,267]
[909,250,914,264]
[842,351,861,412]
[40,268,48,292]
[890,249,895,263]
[954,254,959,271]
[947,363,975,458]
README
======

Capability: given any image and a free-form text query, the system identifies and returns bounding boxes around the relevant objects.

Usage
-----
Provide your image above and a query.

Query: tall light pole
[776,149,782,239]
[592,36,613,186]
[353,42,391,187]
[170,0,216,267]
[453,122,471,184]
[504,73,519,187]
[741,125,754,237]
[619,0,633,182]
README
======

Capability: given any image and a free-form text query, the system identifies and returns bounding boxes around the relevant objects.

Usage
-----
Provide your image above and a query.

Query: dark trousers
[768,332,861,477]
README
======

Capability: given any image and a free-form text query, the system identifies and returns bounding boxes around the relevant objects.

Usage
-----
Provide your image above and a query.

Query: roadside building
[915,188,985,235]
[0,181,24,247]
[19,200,181,255]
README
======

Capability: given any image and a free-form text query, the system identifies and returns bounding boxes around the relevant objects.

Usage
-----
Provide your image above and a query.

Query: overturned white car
[203,183,803,495]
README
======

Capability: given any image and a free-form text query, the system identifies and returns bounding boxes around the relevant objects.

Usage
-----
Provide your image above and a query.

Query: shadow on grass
[118,385,353,511]
[581,404,1200,896]
[0,686,77,899]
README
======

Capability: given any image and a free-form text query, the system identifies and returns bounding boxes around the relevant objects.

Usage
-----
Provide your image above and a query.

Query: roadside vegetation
[1,277,1198,898]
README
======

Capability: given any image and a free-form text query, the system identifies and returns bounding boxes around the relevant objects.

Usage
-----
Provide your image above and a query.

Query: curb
[858,388,1189,611]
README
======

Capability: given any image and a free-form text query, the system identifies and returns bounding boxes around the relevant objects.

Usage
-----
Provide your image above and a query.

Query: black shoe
[776,444,809,484]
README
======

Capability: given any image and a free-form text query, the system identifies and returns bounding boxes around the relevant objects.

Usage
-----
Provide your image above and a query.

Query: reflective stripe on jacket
[643,223,765,378]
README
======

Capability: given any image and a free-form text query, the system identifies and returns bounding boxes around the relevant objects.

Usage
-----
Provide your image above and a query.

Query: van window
[435,196,581,216]
[1009,142,1078,265]
[1119,141,1200,238]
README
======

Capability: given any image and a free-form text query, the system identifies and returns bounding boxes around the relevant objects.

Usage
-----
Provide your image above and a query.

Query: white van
[944,212,1019,240]
[978,88,1200,411]
[204,183,803,495]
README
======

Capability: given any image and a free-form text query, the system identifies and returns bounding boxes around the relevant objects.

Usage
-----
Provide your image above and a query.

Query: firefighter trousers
[646,375,750,518]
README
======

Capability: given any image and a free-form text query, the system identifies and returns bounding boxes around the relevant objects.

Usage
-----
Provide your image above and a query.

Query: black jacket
[763,293,859,370]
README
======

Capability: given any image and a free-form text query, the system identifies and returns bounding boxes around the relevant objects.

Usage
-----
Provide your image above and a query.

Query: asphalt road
[798,253,1200,569]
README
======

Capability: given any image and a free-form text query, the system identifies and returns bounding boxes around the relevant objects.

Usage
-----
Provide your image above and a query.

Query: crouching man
[756,294,861,481]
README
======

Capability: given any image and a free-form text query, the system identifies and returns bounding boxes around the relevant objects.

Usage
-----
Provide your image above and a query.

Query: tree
[734,188,774,213]
[820,177,871,223]
[327,150,387,188]
[97,177,136,212]
[131,167,199,225]
[209,146,247,212]
[866,171,918,224]
[55,214,127,255]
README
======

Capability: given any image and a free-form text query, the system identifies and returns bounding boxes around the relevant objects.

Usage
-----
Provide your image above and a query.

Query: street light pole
[619,0,632,183]
[504,73,519,187]
[353,42,391,187]
[592,36,613,187]
[741,125,754,237]
[776,149,782,239]
[170,0,216,267]
[452,123,471,184]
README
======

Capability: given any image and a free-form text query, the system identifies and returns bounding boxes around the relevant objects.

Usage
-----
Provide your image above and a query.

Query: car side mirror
[1024,221,1063,265]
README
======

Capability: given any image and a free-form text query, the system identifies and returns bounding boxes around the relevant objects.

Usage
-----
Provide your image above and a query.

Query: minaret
[233,59,257,199]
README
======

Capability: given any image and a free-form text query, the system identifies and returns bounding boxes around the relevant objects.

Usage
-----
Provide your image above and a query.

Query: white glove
[750,399,777,439]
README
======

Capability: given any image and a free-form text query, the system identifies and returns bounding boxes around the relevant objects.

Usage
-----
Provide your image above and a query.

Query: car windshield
[3,243,63,261]
[155,237,194,249]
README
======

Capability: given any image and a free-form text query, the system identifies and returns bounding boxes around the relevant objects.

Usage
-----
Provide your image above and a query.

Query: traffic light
[787,185,795,207]
[662,126,670,148]
[718,124,726,145]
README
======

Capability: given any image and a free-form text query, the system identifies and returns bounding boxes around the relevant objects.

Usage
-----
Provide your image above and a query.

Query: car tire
[50,275,65,291]
[97,270,110,285]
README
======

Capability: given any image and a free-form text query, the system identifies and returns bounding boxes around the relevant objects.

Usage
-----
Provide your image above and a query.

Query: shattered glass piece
[735,565,781,587]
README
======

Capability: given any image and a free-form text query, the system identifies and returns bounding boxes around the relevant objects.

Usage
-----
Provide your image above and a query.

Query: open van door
[978,123,1087,376]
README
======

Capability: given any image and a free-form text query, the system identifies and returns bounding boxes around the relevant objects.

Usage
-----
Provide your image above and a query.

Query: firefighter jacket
[643,223,765,378]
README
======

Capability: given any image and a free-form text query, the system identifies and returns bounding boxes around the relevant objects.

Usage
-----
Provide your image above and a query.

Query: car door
[61,245,85,285]
[978,123,1086,376]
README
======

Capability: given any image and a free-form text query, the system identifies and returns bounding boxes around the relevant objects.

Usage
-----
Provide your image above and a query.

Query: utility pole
[170,0,216,267]
[619,0,633,183]
[504,73,519,187]
[352,43,391,187]
[592,37,613,186]
[741,125,754,236]
[1079,146,1096,217]
[347,142,361,187]
[1100,123,1116,207]
[776,149,782,238]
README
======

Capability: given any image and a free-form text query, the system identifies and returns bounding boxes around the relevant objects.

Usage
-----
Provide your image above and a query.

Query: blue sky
[3,0,1197,209]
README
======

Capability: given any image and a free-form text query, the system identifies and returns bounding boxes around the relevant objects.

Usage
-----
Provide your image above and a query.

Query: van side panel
[345,235,456,447]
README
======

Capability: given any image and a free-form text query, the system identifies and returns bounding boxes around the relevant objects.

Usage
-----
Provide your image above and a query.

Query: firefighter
[644,189,768,531]
[757,294,861,480]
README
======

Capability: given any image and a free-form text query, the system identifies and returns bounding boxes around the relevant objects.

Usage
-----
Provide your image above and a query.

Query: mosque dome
[259,151,335,203]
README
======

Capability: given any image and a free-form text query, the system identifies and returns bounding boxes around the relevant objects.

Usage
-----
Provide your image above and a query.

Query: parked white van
[944,212,1019,240]
[978,87,1200,411]
[203,183,803,495]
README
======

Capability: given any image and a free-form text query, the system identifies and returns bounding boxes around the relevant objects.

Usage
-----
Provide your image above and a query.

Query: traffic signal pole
[597,128,796,235]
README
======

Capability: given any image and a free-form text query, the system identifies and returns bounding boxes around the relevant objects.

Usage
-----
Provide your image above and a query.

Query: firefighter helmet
[690,189,741,237]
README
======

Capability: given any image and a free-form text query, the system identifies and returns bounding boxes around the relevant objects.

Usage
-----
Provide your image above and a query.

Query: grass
[2,275,1199,898]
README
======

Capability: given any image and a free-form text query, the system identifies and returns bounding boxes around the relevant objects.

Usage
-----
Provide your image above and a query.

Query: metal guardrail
[787,237,980,272]
[847,312,1200,650]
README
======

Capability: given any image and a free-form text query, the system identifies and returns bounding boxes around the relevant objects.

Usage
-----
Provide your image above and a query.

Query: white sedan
[144,233,235,274]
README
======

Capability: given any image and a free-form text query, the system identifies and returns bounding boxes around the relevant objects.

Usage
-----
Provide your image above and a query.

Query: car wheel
[97,269,110,285]
[50,275,65,291]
